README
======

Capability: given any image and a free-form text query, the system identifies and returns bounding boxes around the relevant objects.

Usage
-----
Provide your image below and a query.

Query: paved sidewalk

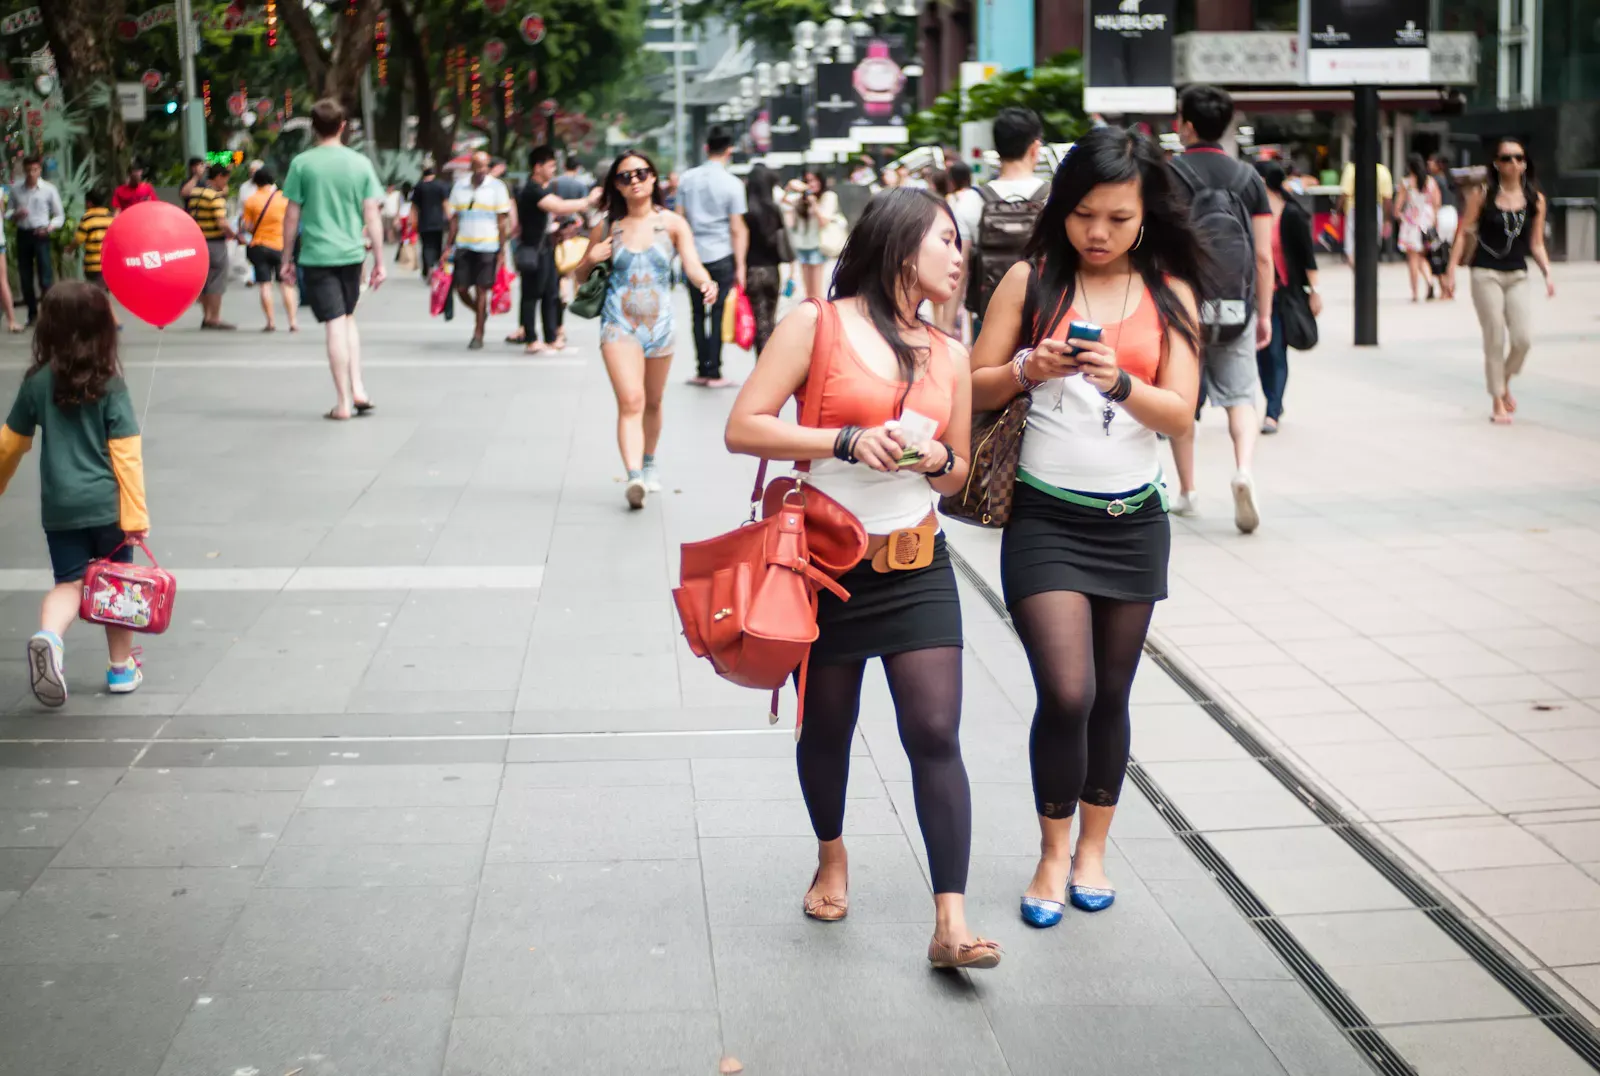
[1150,260,1600,1018]
[0,278,1372,1075]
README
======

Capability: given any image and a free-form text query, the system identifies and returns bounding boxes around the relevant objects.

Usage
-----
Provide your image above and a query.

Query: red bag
[733,286,756,350]
[429,262,453,317]
[490,264,514,316]
[80,537,176,635]
[673,299,867,732]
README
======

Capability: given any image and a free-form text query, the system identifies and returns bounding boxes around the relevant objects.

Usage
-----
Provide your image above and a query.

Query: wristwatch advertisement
[852,40,906,121]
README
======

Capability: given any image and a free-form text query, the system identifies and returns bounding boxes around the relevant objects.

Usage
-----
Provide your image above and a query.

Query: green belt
[1017,469,1168,516]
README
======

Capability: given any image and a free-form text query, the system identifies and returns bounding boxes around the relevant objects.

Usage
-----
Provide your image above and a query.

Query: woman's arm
[969,262,1080,411]
[903,341,971,497]
[1446,189,1482,284]
[1428,177,1442,211]
[669,215,719,305]
[1531,193,1556,295]
[1073,279,1200,439]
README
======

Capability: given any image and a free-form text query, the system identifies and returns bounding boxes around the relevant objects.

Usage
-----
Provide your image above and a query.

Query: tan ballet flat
[802,869,848,922]
[927,936,1002,970]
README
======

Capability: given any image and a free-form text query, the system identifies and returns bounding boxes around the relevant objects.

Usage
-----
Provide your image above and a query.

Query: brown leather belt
[864,512,938,573]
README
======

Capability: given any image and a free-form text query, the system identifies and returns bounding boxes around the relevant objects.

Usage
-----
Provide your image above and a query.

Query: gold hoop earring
[1133,226,1144,251]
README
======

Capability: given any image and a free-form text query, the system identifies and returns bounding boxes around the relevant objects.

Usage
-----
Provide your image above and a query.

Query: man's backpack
[966,181,1047,317]
[1171,154,1258,344]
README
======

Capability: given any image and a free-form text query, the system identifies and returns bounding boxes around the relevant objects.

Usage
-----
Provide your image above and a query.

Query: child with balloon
[0,282,151,706]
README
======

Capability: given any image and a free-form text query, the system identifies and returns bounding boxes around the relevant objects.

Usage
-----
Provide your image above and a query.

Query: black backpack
[1171,154,1257,344]
[966,181,1047,317]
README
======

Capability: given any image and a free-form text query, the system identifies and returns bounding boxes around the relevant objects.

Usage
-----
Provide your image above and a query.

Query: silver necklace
[1479,192,1528,260]
[1056,271,1135,436]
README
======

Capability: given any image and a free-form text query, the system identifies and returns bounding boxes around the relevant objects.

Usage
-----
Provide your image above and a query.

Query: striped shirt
[447,176,510,253]
[73,207,112,273]
[186,186,228,239]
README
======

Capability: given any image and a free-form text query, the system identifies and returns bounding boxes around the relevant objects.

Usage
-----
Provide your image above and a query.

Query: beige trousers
[1470,268,1532,398]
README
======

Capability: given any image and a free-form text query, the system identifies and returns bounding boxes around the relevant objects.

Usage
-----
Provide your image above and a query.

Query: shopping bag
[490,264,514,316]
[396,241,418,270]
[429,262,453,317]
[733,286,756,350]
[80,537,176,635]
[721,287,737,344]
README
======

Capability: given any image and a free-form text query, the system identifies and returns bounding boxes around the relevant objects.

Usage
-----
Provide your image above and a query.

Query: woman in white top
[785,171,838,300]
[727,188,999,971]
[969,126,1203,927]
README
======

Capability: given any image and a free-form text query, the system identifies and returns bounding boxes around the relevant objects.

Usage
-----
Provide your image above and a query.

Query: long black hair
[1407,152,1428,189]
[602,147,666,223]
[745,164,783,240]
[1020,125,1206,357]
[830,186,959,389]
[1486,136,1541,209]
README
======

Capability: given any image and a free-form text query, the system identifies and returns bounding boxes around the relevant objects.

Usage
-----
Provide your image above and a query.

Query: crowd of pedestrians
[0,85,1570,979]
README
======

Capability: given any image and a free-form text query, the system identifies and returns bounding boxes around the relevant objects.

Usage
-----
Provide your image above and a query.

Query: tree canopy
[910,52,1089,147]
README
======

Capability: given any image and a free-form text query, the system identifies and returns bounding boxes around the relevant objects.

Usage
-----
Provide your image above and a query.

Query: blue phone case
[1067,321,1102,355]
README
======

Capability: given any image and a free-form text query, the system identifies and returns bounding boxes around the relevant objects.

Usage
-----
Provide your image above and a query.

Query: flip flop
[324,409,351,421]
[354,400,375,415]
[262,325,276,333]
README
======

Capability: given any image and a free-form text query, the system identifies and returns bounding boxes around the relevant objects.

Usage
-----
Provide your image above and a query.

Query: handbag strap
[246,189,277,247]
[745,297,838,514]
[105,536,158,567]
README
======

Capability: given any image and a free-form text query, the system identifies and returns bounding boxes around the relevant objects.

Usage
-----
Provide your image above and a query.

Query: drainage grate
[951,545,1412,1076]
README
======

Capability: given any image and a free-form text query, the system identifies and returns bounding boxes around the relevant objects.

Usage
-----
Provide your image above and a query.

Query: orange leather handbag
[673,300,867,732]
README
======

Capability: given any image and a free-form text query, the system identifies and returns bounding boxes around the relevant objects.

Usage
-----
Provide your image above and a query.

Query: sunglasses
[1497,153,1526,163]
[616,168,654,185]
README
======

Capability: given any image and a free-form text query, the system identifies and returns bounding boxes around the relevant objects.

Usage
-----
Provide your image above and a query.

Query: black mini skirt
[1001,481,1171,607]
[811,534,964,665]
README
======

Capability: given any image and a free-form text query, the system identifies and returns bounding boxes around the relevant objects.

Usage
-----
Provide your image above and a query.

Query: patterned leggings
[745,264,781,356]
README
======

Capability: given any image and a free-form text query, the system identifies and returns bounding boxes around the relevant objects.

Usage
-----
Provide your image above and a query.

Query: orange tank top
[1046,282,1164,386]
[794,300,955,435]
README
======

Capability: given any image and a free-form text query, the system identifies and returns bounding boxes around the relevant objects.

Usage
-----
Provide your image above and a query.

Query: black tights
[796,647,970,894]
[1010,591,1154,819]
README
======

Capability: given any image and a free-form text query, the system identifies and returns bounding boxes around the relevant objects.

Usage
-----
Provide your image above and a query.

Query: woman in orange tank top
[969,126,1206,927]
[727,189,1001,971]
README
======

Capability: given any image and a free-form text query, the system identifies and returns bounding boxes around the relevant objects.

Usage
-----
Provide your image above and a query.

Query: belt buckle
[874,524,936,572]
[1105,498,1128,517]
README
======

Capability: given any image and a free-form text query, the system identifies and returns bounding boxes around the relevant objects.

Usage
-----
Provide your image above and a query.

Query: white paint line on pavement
[0,729,793,745]
[0,358,586,371]
[0,565,543,592]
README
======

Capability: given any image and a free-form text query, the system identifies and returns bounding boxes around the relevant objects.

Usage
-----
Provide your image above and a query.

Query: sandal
[354,400,375,415]
[324,409,351,421]
[802,869,848,922]
[927,936,1002,971]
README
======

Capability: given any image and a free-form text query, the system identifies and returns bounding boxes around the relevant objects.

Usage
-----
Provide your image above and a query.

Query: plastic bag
[429,262,453,317]
[490,264,514,316]
[733,286,756,350]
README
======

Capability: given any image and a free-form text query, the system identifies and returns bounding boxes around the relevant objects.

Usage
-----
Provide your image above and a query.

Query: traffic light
[165,99,178,114]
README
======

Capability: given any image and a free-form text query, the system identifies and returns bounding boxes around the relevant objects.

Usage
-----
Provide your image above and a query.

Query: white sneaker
[641,461,662,493]
[1171,492,1200,517]
[625,477,648,510]
[27,631,66,708]
[1231,472,1261,534]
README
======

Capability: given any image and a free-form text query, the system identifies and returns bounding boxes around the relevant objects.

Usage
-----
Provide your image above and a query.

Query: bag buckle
[1105,498,1128,517]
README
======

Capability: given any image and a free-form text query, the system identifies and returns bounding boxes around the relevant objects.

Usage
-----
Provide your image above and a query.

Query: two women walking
[720,125,1202,967]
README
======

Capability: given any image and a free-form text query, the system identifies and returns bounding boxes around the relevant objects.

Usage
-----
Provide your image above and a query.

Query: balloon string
[139,328,164,430]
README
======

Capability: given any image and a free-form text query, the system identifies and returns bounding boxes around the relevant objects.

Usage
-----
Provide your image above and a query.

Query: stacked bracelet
[833,425,863,464]
[1012,348,1039,391]
[1099,369,1134,404]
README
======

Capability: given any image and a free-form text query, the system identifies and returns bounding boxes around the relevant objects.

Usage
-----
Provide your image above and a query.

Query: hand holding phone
[1066,320,1104,355]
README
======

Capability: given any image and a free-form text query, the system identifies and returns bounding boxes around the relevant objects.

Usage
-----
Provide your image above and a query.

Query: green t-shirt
[281,144,383,267]
[5,368,139,531]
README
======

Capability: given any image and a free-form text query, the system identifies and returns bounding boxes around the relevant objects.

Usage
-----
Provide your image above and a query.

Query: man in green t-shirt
[280,99,387,421]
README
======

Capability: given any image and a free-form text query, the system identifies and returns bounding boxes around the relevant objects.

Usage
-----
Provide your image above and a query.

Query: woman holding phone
[968,126,1205,926]
[726,187,998,970]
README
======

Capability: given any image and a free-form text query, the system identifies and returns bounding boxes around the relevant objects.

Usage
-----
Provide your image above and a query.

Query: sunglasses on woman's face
[616,168,653,185]
[1497,154,1526,164]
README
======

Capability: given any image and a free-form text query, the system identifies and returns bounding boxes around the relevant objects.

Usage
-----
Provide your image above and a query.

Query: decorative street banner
[519,14,546,46]
[0,7,40,36]
[812,62,859,145]
[1304,0,1430,84]
[1084,0,1177,114]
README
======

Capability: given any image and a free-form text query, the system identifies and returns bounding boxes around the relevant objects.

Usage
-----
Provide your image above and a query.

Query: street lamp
[775,61,794,86]
[830,0,856,15]
[795,20,818,51]
[893,0,918,14]
[821,18,847,51]
[864,0,889,15]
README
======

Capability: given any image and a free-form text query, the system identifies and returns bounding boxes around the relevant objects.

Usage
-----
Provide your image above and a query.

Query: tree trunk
[391,0,451,165]
[279,0,331,94]
[281,0,379,122]
[41,0,130,184]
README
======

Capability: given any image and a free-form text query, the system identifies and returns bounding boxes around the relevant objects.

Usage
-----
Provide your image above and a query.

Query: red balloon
[100,202,208,329]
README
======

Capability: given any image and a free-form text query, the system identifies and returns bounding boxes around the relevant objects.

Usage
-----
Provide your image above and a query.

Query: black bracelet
[833,425,862,464]
[936,440,957,476]
[1100,369,1133,403]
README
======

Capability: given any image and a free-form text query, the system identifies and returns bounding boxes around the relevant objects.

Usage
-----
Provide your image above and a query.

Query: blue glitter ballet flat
[1068,861,1115,913]
[1020,894,1066,928]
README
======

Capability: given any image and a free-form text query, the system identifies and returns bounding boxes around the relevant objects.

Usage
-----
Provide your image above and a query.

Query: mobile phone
[1066,321,1103,355]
